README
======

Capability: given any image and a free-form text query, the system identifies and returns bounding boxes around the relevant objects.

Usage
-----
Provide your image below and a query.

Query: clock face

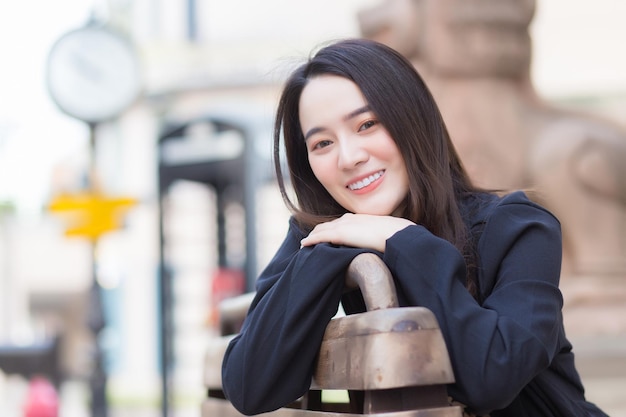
[46,26,141,124]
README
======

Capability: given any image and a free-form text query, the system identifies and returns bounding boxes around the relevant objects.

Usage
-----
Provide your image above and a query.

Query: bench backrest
[203,253,463,416]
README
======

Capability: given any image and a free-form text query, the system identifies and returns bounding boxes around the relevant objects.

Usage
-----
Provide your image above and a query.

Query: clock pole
[46,23,141,417]
[86,122,108,417]
[48,120,137,417]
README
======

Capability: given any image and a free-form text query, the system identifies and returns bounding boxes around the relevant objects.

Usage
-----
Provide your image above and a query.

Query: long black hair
[273,39,481,295]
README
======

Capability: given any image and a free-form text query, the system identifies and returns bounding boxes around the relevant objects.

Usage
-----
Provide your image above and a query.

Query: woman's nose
[338,137,368,170]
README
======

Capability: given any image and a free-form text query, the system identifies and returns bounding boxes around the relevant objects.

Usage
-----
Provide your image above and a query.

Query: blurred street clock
[46,24,141,123]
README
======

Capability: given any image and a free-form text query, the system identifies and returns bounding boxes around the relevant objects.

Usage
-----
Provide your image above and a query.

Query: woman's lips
[347,170,384,191]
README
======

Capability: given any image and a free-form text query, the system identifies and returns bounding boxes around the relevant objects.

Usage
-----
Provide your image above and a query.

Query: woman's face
[298,75,409,216]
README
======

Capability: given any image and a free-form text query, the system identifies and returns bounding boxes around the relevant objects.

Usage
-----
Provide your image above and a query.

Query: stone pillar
[359,0,626,336]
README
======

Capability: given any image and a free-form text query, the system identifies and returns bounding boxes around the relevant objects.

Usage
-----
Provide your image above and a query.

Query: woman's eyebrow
[344,105,371,121]
[304,126,324,141]
[303,105,372,141]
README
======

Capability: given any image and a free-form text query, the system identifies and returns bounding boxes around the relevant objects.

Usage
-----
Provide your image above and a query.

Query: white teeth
[348,171,383,190]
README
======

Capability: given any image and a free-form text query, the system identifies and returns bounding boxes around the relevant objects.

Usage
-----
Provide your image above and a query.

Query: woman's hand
[300,213,415,252]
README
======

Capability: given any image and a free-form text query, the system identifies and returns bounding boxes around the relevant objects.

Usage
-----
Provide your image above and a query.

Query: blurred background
[1,0,625,416]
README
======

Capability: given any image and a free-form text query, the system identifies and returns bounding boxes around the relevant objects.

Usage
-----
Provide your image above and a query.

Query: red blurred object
[23,376,59,417]
[209,267,245,328]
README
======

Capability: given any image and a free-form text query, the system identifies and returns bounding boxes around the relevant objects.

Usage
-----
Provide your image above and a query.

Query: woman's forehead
[298,76,369,131]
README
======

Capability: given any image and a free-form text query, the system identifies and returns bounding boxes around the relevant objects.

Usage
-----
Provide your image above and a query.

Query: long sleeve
[221,218,370,415]
[383,194,564,415]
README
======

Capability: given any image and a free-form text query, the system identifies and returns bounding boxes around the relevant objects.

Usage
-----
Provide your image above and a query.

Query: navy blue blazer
[222,191,607,416]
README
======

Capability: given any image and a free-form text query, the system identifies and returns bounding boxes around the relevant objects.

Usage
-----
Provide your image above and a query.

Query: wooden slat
[205,309,454,391]
[202,399,463,417]
[314,309,454,390]
[322,307,440,339]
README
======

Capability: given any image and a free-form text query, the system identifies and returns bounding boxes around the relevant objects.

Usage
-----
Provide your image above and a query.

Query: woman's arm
[383,199,563,415]
[300,213,415,252]
[221,218,370,415]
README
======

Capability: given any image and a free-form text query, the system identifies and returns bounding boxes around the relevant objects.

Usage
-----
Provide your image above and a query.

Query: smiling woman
[220,39,609,417]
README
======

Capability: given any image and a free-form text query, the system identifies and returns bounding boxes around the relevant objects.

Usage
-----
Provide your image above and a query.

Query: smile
[347,170,384,191]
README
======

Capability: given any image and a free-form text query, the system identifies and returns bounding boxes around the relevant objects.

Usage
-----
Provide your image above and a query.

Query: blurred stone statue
[359,0,626,335]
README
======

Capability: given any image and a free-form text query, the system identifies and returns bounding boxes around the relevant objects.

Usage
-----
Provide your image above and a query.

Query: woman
[221,39,607,417]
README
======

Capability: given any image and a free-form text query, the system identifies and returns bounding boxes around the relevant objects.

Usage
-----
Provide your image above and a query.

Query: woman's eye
[313,139,332,150]
[358,120,378,132]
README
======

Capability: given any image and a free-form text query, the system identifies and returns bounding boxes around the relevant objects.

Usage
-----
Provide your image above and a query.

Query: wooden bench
[203,253,463,416]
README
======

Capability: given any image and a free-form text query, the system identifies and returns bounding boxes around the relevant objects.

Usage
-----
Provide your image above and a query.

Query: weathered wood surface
[345,253,398,310]
[313,308,454,390]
